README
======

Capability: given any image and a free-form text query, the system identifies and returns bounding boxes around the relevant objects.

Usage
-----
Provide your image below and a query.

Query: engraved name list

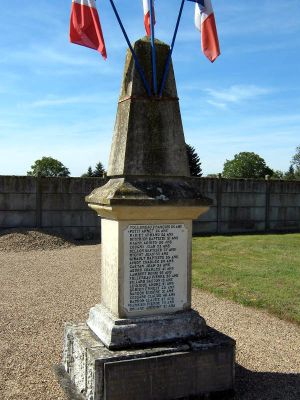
[124,224,188,313]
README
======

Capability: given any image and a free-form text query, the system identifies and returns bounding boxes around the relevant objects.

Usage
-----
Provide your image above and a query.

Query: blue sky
[0,0,299,176]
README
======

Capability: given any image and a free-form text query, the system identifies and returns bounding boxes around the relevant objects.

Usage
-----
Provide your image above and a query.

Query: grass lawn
[192,233,300,324]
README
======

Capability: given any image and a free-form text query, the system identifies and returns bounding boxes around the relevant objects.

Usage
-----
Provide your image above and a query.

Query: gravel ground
[0,232,299,400]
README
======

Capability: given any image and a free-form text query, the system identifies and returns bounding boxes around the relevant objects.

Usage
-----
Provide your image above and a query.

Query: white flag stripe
[195,4,201,31]
[195,0,213,31]
[73,0,96,9]
[143,0,149,14]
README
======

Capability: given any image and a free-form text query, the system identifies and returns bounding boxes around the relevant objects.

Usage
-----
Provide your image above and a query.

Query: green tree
[284,165,296,180]
[271,170,285,180]
[222,152,273,179]
[186,144,202,177]
[81,162,106,177]
[291,145,300,178]
[27,157,70,177]
[81,166,94,177]
[93,162,106,177]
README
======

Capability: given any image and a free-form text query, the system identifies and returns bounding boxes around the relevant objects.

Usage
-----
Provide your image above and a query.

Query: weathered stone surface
[84,38,212,347]
[66,36,237,400]
[108,37,187,178]
[87,304,207,349]
[63,323,235,400]
[86,176,212,208]
[119,37,177,99]
[86,38,212,210]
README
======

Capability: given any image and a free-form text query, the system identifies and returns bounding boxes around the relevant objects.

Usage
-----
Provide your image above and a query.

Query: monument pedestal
[63,323,235,400]
[61,37,235,400]
[85,215,208,349]
[87,304,206,349]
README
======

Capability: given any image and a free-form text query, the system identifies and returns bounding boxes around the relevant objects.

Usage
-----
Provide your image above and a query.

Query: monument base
[62,323,235,400]
[87,304,207,349]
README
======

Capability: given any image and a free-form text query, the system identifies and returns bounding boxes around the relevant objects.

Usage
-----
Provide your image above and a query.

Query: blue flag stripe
[187,0,205,7]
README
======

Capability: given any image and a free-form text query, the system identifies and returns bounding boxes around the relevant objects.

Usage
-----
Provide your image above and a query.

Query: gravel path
[0,239,299,399]
[192,291,300,399]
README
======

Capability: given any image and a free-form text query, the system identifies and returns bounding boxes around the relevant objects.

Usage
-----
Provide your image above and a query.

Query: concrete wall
[1,176,300,238]
[192,177,300,234]
[0,176,104,239]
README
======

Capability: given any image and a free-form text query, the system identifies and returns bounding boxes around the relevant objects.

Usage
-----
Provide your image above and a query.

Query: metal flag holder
[108,0,186,98]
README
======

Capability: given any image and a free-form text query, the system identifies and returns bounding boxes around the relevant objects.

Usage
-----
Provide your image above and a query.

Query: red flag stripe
[144,11,151,36]
[70,2,107,59]
[143,0,155,37]
[201,13,220,62]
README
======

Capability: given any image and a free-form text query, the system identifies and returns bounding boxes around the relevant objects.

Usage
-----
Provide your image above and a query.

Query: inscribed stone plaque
[123,223,188,313]
[103,348,234,400]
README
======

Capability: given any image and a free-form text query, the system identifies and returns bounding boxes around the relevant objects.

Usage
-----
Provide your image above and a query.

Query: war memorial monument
[62,1,235,399]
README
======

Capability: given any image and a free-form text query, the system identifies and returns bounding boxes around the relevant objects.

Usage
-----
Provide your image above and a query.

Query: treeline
[219,146,300,180]
[26,158,106,178]
[25,144,202,178]
[25,145,300,180]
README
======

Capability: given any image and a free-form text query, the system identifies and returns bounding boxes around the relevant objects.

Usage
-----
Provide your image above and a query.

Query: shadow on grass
[234,364,300,400]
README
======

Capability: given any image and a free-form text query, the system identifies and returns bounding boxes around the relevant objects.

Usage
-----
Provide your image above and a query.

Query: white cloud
[23,93,115,109]
[0,45,120,78]
[206,100,227,110]
[27,96,90,108]
[204,84,272,109]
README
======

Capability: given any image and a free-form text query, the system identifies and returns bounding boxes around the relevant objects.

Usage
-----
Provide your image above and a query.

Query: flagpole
[159,0,185,97]
[109,0,151,97]
[149,0,157,95]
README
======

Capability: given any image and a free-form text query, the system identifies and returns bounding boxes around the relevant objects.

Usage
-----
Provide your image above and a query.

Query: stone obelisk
[63,37,235,400]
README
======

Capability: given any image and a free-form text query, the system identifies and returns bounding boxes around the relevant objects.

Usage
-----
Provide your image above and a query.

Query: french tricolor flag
[143,0,156,37]
[70,0,107,59]
[190,0,220,62]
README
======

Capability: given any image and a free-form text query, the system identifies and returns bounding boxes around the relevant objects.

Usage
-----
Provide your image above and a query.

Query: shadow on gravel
[54,364,85,400]
[54,363,300,400]
[235,364,300,400]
